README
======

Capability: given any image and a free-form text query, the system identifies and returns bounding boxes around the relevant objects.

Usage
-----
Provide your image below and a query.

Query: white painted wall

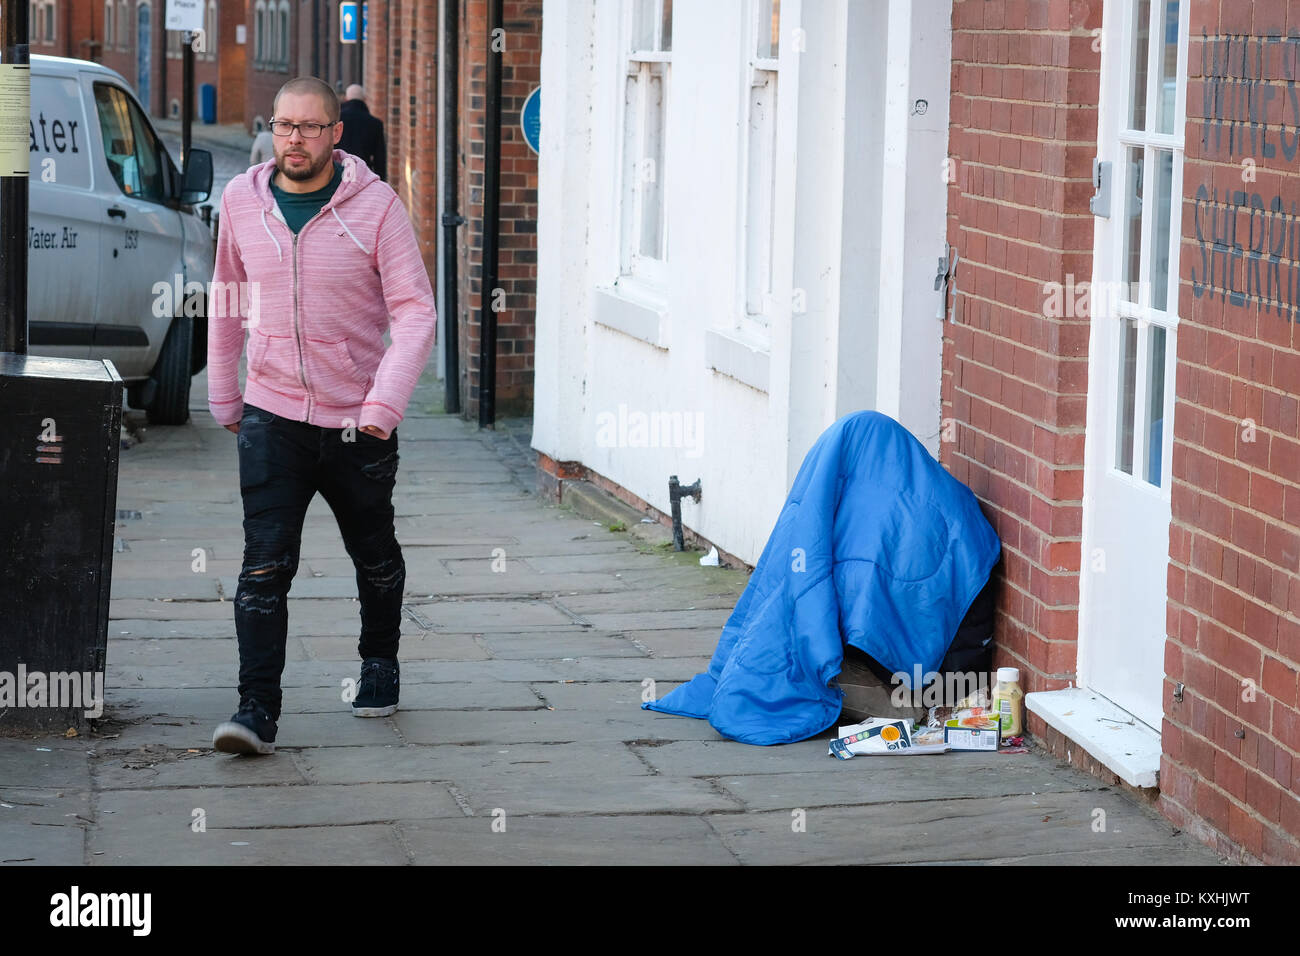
[534,0,953,566]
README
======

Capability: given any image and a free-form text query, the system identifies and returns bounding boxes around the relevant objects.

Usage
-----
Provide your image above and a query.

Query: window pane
[745,71,777,315]
[1121,145,1144,295]
[631,0,656,51]
[1116,318,1138,475]
[757,0,780,59]
[1154,0,1180,134]
[1148,148,1173,311]
[1143,325,1167,486]
[639,62,666,259]
[94,84,165,201]
[661,0,672,52]
[620,72,640,270]
[1128,0,1150,130]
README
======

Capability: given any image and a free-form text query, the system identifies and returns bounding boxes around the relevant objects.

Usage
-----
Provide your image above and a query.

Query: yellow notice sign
[0,63,31,176]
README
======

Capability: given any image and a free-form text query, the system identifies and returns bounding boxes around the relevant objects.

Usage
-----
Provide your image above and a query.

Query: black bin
[0,354,122,732]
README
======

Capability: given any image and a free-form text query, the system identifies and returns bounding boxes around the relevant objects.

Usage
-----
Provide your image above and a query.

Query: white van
[27,54,215,425]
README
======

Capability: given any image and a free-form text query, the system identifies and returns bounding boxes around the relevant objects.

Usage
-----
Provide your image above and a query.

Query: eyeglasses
[269,119,337,138]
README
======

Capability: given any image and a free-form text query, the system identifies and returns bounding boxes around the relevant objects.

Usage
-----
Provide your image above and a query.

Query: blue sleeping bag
[643,410,1001,744]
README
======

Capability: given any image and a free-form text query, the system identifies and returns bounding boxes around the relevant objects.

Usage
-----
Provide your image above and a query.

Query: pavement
[0,363,1231,866]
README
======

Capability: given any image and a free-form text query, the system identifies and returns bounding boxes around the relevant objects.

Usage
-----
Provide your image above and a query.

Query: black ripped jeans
[233,403,405,719]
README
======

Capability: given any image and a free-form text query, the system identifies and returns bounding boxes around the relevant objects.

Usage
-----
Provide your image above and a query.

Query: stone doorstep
[1026,687,1162,792]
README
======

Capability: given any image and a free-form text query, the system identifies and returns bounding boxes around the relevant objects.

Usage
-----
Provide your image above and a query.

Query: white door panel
[1079,0,1187,732]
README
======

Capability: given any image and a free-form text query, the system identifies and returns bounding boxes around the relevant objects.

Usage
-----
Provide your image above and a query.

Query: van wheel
[146,316,193,425]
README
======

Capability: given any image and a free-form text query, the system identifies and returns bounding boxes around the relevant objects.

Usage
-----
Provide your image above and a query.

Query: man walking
[338,84,387,182]
[208,76,437,755]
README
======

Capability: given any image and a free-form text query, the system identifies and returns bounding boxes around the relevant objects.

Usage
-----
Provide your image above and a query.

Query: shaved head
[273,76,340,124]
[345,84,366,102]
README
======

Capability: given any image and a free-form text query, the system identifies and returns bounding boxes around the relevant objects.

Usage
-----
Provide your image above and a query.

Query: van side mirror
[180,148,213,204]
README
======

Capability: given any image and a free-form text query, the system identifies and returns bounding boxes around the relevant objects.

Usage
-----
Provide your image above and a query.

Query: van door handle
[107,206,126,219]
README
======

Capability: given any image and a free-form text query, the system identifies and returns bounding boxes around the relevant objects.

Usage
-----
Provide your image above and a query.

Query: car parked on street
[27,54,215,424]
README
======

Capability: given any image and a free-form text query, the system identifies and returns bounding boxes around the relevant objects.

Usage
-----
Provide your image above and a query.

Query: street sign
[165,0,204,33]
[520,86,540,155]
[340,2,359,44]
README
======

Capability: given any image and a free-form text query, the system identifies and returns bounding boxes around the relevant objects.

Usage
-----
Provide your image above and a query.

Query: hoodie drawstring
[260,207,283,262]
[331,207,371,255]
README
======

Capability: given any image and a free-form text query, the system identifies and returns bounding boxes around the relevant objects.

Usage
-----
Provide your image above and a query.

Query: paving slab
[294,740,651,785]
[0,786,90,865]
[392,707,729,745]
[533,680,685,710]
[398,815,739,865]
[704,790,1222,865]
[480,631,646,660]
[0,738,94,789]
[88,822,410,865]
[712,761,1103,811]
[94,749,311,790]
[624,628,727,658]
[300,634,491,662]
[94,781,461,832]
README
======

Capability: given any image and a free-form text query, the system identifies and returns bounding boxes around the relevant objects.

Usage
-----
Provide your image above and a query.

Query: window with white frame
[255,1,265,66]
[278,1,290,70]
[743,0,780,324]
[167,25,181,58]
[117,1,129,49]
[32,1,55,45]
[618,0,672,284]
[268,2,277,68]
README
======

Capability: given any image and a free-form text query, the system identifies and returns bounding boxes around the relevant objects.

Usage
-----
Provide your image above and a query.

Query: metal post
[182,30,193,170]
[0,0,30,355]
[478,0,502,428]
[442,0,461,414]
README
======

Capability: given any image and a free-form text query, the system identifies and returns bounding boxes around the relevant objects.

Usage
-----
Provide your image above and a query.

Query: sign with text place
[165,0,204,32]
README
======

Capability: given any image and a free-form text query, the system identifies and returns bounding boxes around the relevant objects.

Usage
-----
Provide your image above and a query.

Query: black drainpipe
[441,0,463,414]
[478,0,502,428]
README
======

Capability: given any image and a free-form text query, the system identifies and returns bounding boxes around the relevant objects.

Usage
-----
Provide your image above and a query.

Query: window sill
[705,326,769,393]
[1025,686,1161,789]
[594,282,668,350]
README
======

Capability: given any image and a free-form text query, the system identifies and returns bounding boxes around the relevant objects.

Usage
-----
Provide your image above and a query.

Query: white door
[1078,0,1187,731]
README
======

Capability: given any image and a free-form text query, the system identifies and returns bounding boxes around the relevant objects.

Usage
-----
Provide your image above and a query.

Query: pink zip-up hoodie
[208,149,436,436]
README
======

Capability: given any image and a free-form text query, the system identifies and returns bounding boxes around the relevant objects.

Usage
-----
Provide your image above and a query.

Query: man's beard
[276,147,332,182]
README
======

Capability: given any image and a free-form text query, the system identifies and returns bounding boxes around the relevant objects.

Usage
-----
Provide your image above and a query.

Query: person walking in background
[208,76,437,755]
[338,84,387,182]
[249,118,274,166]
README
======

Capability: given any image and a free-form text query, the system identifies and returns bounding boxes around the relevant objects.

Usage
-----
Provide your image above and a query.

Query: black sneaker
[352,657,399,717]
[213,697,278,755]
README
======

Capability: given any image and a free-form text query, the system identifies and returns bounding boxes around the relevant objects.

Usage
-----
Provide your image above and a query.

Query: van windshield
[93,82,167,202]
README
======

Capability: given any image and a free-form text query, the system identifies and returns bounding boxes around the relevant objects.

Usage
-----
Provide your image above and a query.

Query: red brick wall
[943,0,1101,698]
[456,0,539,418]
[1159,0,1300,865]
[371,0,439,294]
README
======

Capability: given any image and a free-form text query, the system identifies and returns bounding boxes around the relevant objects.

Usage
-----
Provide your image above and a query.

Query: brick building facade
[27,1,365,130]
[373,0,539,418]
[944,0,1299,863]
